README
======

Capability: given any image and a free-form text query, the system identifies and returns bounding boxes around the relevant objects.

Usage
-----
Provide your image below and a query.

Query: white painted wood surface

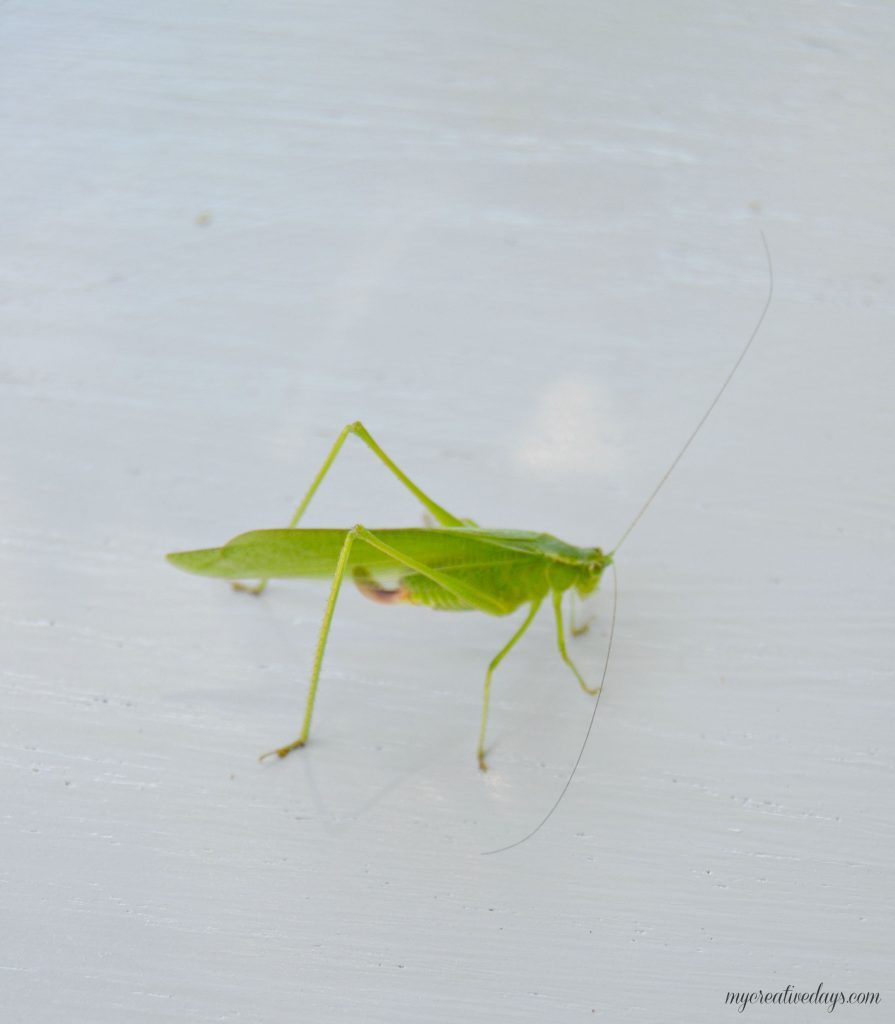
[3,3,893,1021]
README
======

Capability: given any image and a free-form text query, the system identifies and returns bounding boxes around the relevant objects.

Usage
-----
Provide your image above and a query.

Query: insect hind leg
[234,421,474,597]
[259,526,360,761]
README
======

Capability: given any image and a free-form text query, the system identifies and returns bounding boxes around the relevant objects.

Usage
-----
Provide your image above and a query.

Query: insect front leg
[477,599,542,772]
[234,421,474,597]
[552,589,601,696]
[259,527,359,761]
[569,591,593,637]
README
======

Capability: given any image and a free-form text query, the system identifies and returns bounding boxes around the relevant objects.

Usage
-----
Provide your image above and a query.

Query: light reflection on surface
[514,373,620,478]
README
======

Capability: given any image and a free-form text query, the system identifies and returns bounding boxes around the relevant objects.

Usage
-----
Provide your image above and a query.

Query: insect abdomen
[405,563,550,614]
[401,573,475,611]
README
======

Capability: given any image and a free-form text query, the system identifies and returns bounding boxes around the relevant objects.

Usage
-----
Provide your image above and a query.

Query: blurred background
[3,2,893,1021]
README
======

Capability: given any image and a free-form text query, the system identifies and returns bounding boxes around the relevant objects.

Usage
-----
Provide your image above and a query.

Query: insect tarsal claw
[259,740,306,763]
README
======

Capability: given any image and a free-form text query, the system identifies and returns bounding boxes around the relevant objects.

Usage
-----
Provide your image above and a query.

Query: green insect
[168,236,772,790]
[167,421,609,771]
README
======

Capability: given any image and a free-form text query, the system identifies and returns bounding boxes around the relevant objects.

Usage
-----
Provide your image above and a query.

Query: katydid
[167,421,609,771]
[168,237,772,786]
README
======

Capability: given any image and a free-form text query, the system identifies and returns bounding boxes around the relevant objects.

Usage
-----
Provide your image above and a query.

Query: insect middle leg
[235,421,474,596]
[477,598,542,772]
[552,589,601,695]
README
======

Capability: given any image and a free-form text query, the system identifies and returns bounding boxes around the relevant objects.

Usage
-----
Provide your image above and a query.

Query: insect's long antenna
[611,232,773,555]
[482,563,618,856]
[483,235,772,856]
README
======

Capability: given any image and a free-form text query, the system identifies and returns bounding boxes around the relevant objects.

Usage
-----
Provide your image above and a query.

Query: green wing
[166,527,547,580]
[167,528,557,606]
[168,527,597,577]
[167,527,598,615]
[169,528,360,579]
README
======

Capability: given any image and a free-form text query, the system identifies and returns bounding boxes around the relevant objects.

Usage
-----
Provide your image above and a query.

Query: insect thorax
[566,547,610,599]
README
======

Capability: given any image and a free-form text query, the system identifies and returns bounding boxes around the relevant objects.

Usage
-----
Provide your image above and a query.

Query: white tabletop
[3,3,893,1021]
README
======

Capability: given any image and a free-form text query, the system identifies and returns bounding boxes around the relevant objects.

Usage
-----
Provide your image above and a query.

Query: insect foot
[259,739,306,762]
[232,581,266,596]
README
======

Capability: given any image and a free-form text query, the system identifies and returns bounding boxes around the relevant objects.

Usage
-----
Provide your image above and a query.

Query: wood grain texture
[3,2,893,1021]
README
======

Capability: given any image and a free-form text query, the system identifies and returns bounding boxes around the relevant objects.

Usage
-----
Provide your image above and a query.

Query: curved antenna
[482,563,618,856]
[482,233,773,855]
[612,232,774,554]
